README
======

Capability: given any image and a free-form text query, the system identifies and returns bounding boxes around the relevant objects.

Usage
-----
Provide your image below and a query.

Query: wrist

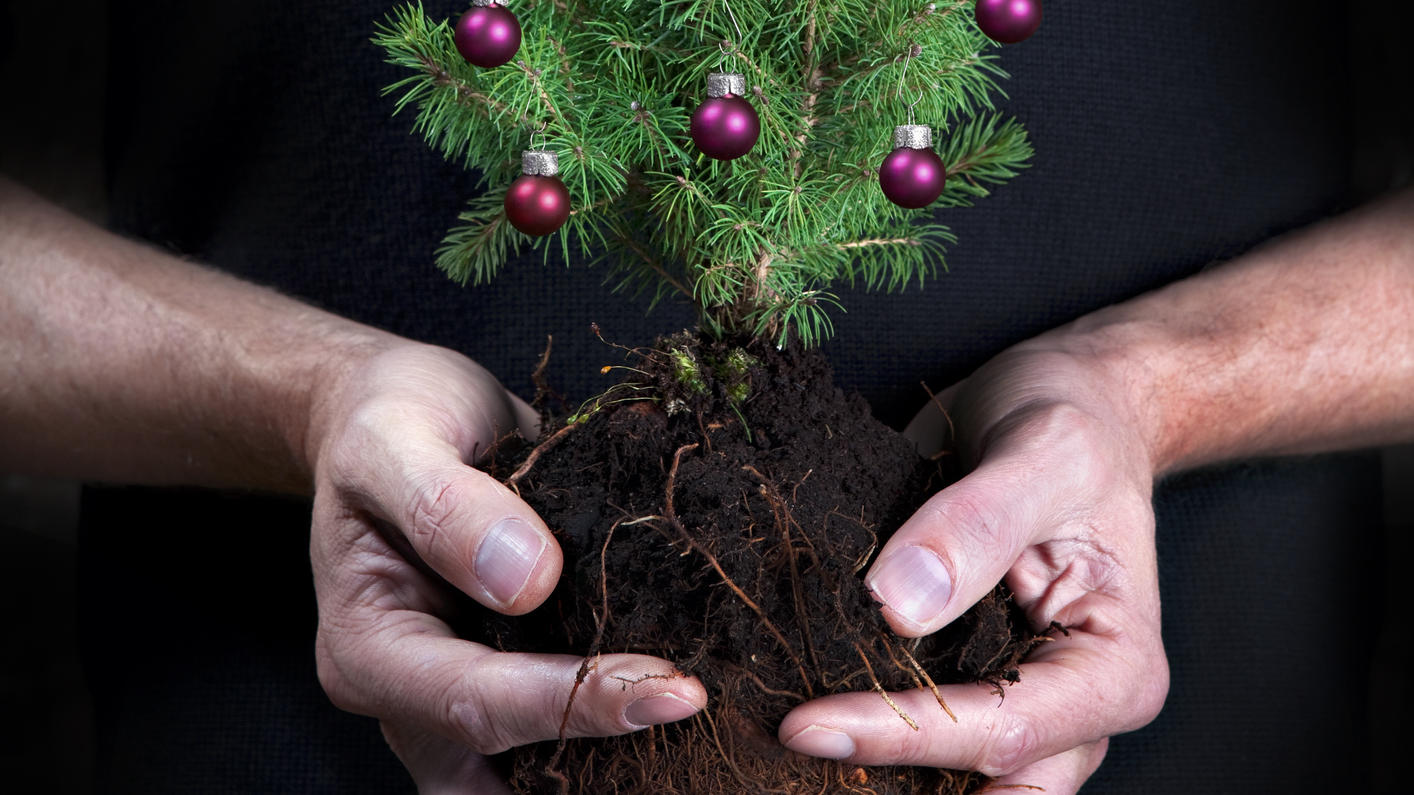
[285,325,406,490]
[1020,308,1178,478]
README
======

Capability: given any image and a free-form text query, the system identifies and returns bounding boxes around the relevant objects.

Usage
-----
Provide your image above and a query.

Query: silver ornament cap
[706,72,747,98]
[521,149,560,176]
[472,0,501,7]
[893,125,933,150]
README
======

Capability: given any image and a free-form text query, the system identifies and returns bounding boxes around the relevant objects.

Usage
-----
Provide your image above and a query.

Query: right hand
[779,344,1168,794]
[306,342,706,792]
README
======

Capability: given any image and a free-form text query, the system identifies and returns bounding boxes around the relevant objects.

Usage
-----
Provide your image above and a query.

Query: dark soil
[476,332,1048,794]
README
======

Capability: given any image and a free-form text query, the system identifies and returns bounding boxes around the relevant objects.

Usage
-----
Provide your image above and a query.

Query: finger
[328,424,561,615]
[319,609,706,756]
[778,638,1164,777]
[863,452,1038,636]
[507,391,541,442]
[866,404,1127,636]
[380,721,511,795]
[981,739,1109,795]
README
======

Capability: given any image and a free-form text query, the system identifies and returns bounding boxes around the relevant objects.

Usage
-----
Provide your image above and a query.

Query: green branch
[375,0,1032,346]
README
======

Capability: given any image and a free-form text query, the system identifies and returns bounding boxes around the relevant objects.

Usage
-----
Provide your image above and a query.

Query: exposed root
[895,636,957,723]
[919,381,956,460]
[507,421,578,489]
[855,643,918,731]
[721,661,808,703]
[666,445,815,697]
[610,672,682,688]
[663,443,699,523]
[700,707,760,793]
[668,523,815,697]
[545,518,621,782]
[792,467,814,501]
[531,335,558,411]
[878,634,927,692]
[743,463,824,684]
[480,427,527,476]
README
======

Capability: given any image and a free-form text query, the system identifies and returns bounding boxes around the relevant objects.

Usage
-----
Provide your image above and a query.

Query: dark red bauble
[879,147,947,209]
[689,94,760,160]
[504,175,570,236]
[454,5,521,68]
[974,0,1042,44]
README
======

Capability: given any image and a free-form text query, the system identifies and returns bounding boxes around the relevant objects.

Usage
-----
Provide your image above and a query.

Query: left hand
[777,343,1170,793]
[305,342,706,792]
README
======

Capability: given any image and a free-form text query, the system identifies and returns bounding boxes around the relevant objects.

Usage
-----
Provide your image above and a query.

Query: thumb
[398,453,562,615]
[508,391,542,443]
[865,417,1068,636]
[329,422,562,615]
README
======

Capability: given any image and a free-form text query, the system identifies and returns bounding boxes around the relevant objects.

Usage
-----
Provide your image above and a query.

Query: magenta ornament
[879,125,946,209]
[504,150,570,236]
[454,2,521,68]
[690,73,760,161]
[974,0,1042,44]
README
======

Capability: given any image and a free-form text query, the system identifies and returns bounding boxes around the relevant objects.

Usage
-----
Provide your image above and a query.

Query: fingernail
[783,725,856,760]
[866,545,952,628]
[624,693,700,727]
[474,518,547,605]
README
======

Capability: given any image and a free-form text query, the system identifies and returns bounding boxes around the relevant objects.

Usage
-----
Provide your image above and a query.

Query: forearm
[0,177,398,492]
[1044,188,1414,475]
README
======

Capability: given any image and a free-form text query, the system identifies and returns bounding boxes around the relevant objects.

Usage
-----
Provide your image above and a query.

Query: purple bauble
[690,94,760,160]
[454,4,521,68]
[879,147,947,209]
[974,0,1042,44]
[504,174,570,236]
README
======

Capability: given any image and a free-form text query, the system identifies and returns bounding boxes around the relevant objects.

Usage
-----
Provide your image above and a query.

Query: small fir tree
[372,6,1042,792]
[373,0,1030,348]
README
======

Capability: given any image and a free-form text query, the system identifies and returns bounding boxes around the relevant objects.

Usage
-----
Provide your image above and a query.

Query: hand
[305,342,706,792]
[778,342,1168,794]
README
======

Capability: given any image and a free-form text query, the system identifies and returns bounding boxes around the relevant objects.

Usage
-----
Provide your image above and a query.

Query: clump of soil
[476,332,1048,794]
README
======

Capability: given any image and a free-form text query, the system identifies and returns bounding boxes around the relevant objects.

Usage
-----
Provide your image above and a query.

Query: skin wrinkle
[404,477,463,579]
[338,537,440,616]
[1022,535,1127,626]
[367,619,461,723]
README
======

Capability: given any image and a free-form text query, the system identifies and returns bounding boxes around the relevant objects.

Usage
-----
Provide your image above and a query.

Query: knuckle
[1130,654,1170,729]
[314,633,360,715]
[405,476,470,559]
[893,719,941,764]
[939,491,1009,549]
[1039,402,1101,455]
[446,687,506,755]
[1018,401,1122,486]
[975,715,1041,778]
[323,403,388,485]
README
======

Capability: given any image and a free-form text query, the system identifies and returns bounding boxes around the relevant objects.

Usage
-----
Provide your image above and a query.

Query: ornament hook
[718,0,746,69]
[718,39,734,69]
[898,43,919,88]
[723,0,745,44]
[529,119,549,150]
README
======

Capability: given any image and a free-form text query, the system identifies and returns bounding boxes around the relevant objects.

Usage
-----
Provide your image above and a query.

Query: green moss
[670,347,708,395]
[714,348,758,405]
